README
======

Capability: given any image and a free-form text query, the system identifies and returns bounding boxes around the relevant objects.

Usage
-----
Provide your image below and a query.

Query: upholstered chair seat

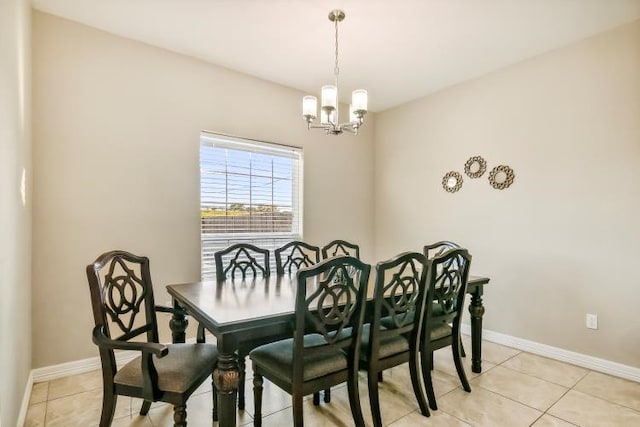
[358,324,410,362]
[114,344,218,393]
[249,335,349,384]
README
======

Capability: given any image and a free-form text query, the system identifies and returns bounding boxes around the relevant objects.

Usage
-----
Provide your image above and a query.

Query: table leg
[469,286,485,373]
[169,299,188,343]
[214,351,240,427]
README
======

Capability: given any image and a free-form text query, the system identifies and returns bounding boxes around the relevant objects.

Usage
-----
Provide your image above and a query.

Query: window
[200,132,303,280]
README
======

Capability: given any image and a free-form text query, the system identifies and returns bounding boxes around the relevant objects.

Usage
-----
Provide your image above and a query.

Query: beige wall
[374,20,640,367]
[29,9,640,375]
[0,0,32,425]
[31,11,375,368]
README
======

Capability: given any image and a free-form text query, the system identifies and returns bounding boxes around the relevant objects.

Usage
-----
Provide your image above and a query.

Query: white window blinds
[200,132,303,280]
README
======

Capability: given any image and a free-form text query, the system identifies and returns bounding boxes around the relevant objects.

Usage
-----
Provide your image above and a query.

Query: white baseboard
[461,324,640,383]
[32,351,138,383]
[16,371,33,427]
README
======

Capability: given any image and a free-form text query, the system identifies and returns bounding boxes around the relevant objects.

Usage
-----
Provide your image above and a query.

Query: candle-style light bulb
[321,85,337,110]
[352,89,368,113]
[302,96,317,119]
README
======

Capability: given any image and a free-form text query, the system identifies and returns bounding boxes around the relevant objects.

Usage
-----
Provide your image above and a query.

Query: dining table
[167,273,489,427]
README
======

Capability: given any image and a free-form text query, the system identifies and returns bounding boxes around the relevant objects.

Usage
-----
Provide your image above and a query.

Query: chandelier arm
[308,123,330,130]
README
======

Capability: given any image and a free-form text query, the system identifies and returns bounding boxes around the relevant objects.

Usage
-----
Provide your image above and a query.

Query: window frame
[199,131,304,280]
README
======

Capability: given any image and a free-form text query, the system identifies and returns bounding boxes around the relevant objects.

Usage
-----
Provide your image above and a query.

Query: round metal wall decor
[464,156,487,178]
[488,165,515,190]
[442,171,463,193]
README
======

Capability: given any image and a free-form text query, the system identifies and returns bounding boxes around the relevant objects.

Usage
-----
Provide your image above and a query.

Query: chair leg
[312,391,320,405]
[452,337,471,392]
[212,375,218,421]
[460,337,466,358]
[99,386,117,427]
[424,365,438,410]
[253,372,263,427]
[368,370,383,427]
[173,404,187,427]
[292,393,304,427]
[421,347,438,411]
[378,371,384,382]
[238,354,246,410]
[139,400,152,415]
[409,351,430,417]
[323,388,331,403]
[347,368,366,427]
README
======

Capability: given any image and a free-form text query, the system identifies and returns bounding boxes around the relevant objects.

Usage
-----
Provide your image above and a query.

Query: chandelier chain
[334,16,339,87]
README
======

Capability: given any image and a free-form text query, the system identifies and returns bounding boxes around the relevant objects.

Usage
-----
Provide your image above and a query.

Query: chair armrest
[92,326,169,358]
[155,304,187,317]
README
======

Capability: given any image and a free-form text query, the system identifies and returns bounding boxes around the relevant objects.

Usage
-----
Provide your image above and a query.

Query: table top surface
[167,274,489,332]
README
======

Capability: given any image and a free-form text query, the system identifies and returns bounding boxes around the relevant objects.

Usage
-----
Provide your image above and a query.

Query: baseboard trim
[461,324,640,383]
[16,371,33,427]
[32,351,138,383]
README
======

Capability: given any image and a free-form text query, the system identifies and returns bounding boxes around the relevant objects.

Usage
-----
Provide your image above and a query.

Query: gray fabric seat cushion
[114,343,218,393]
[359,323,410,362]
[381,308,452,341]
[250,334,347,383]
[380,303,445,330]
[429,324,452,341]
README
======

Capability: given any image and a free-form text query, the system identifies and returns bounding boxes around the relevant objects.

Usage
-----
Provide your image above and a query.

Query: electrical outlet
[586,313,598,329]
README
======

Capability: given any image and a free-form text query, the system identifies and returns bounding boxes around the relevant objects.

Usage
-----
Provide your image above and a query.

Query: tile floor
[24,337,640,426]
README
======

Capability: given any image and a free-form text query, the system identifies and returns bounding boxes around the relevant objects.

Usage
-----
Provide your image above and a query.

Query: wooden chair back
[214,243,270,282]
[293,255,371,382]
[426,248,472,334]
[321,239,360,259]
[86,250,159,378]
[274,241,320,275]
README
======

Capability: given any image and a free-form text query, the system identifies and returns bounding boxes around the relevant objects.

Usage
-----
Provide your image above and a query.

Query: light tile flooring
[25,337,640,426]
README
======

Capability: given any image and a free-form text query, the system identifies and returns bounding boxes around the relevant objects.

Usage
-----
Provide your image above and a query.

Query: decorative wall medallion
[488,165,515,190]
[464,156,487,178]
[442,171,463,193]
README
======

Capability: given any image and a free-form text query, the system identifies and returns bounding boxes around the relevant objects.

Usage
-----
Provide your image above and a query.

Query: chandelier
[302,10,368,135]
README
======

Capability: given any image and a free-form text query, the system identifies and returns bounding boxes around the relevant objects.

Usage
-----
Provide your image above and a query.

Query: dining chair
[86,250,219,427]
[360,252,431,427]
[321,239,360,259]
[274,240,329,405]
[250,255,371,427]
[423,240,467,357]
[201,242,271,410]
[421,248,472,411]
[318,240,361,403]
[274,241,320,275]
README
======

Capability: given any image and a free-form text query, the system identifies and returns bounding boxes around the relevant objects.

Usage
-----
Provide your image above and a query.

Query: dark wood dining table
[167,273,489,427]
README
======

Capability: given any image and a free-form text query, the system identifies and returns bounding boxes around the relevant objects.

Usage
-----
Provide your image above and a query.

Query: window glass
[200,132,303,280]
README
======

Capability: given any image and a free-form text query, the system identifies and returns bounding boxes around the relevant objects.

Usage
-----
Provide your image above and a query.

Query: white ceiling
[32,0,640,112]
